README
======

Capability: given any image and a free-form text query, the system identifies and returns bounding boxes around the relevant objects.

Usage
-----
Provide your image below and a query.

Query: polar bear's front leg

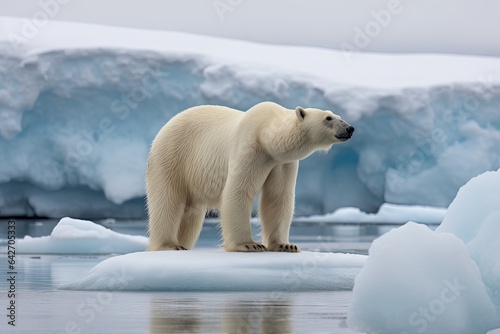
[260,162,300,253]
[221,160,268,252]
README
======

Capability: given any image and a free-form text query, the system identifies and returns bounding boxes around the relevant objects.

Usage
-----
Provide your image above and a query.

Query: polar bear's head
[295,106,354,150]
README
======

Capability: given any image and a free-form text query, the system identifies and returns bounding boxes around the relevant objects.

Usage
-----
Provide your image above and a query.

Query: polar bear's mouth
[335,134,352,141]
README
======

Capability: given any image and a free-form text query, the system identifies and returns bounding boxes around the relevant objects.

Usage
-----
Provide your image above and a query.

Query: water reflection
[150,298,204,333]
[149,294,294,334]
[223,298,293,334]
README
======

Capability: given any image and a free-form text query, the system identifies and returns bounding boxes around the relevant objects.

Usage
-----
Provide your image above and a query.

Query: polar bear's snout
[346,125,355,137]
[336,124,355,141]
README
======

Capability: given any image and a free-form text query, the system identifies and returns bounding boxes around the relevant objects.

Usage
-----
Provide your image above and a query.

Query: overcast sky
[1,0,499,56]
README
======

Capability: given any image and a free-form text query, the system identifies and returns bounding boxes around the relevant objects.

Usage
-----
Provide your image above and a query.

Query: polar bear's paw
[149,244,187,251]
[226,242,268,252]
[168,245,188,251]
[268,243,301,253]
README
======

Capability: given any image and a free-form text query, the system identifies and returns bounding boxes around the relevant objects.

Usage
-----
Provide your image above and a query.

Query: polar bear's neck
[264,119,319,163]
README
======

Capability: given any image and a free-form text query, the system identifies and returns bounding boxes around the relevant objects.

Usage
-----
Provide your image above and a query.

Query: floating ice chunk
[437,170,500,243]
[60,250,366,291]
[347,222,497,334]
[296,203,446,224]
[467,211,500,307]
[348,169,500,333]
[17,217,147,254]
[436,169,500,309]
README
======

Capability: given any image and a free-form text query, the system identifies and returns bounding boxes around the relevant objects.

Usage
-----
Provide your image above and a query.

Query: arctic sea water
[0,220,382,334]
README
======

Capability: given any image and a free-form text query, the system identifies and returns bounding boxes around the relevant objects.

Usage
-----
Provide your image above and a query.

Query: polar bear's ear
[295,106,306,120]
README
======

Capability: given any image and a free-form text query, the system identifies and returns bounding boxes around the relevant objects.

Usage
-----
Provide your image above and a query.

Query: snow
[1,17,500,218]
[17,217,147,254]
[347,169,500,334]
[296,203,446,224]
[60,250,366,292]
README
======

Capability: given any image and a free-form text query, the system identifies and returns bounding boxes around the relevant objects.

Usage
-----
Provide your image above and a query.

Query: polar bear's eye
[326,116,332,121]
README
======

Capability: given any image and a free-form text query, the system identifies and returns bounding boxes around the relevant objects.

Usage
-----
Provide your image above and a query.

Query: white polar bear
[146,102,354,252]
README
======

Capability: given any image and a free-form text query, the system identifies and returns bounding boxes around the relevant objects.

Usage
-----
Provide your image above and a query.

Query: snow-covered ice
[17,217,147,254]
[60,250,366,292]
[347,169,500,334]
[1,17,500,218]
[296,203,446,224]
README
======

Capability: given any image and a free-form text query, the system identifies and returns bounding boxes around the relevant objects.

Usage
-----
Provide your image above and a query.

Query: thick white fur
[146,101,352,252]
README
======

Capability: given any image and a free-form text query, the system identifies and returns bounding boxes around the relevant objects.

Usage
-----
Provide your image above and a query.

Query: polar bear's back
[161,105,243,152]
[149,105,244,206]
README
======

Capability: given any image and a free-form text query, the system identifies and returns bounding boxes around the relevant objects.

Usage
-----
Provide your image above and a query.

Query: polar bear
[146,102,354,252]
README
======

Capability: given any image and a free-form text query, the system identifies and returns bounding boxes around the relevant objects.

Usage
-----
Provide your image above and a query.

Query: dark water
[0,219,419,334]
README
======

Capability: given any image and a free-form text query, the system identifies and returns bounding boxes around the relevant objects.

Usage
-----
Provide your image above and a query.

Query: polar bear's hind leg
[146,170,187,251]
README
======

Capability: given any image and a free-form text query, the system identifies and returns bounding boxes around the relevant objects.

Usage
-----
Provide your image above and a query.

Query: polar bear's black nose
[346,126,355,136]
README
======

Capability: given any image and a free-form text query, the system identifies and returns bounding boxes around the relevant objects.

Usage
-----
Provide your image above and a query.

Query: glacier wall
[1,18,500,218]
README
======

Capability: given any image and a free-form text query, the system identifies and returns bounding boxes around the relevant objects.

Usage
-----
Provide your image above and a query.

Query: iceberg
[347,169,500,334]
[16,217,147,254]
[1,17,500,218]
